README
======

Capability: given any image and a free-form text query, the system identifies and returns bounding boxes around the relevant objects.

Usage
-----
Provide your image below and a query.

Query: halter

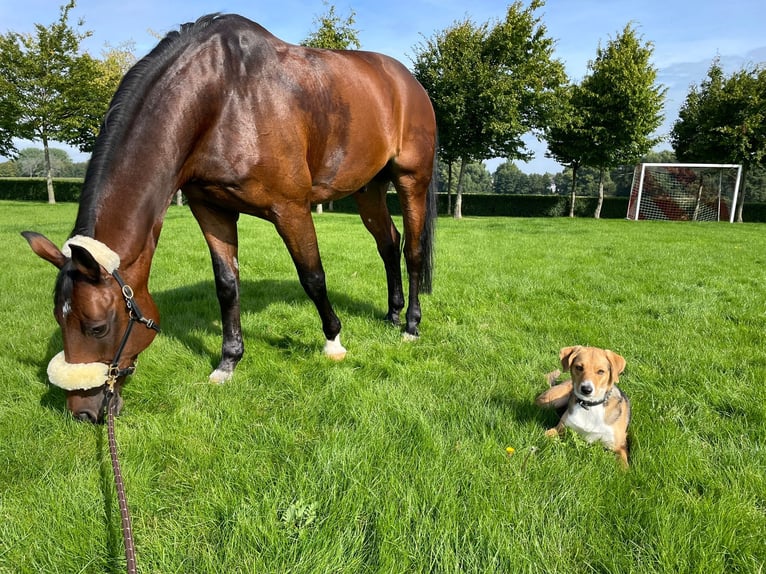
[104,269,161,390]
[47,236,160,392]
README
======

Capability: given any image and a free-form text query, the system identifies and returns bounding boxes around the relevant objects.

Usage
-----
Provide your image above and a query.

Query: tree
[493,162,527,194]
[302,1,360,50]
[16,147,73,177]
[413,0,565,218]
[461,163,493,194]
[302,1,360,214]
[545,84,590,216]
[0,1,127,202]
[572,24,666,217]
[671,60,766,221]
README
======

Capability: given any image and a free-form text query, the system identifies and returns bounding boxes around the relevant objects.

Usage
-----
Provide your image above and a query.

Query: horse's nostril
[75,411,96,424]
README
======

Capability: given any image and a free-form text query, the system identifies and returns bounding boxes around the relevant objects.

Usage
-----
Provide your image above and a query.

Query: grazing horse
[22,14,437,423]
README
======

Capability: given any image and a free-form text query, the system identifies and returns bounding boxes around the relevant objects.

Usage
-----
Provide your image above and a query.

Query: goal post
[627,163,742,222]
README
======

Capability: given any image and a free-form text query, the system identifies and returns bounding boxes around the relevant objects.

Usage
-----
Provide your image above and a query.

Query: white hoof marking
[324,335,347,361]
[402,332,419,342]
[209,369,233,384]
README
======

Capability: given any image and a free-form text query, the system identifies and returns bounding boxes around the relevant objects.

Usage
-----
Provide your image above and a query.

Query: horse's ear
[22,231,68,269]
[68,244,103,282]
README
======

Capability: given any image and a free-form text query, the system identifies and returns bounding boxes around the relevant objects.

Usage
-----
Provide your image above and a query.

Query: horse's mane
[73,13,227,235]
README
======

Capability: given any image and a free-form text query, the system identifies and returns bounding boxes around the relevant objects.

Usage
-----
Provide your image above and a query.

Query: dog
[536,346,631,467]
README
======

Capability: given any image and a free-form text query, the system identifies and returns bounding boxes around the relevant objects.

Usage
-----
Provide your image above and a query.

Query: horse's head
[23,232,160,423]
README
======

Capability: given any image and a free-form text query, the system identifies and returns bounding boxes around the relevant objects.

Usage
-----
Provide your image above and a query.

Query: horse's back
[181,15,435,207]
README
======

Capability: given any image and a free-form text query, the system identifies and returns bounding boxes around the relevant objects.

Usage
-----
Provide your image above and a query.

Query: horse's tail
[419,147,438,294]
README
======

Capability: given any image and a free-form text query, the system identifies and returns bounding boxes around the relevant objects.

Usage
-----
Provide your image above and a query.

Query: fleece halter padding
[62,235,121,273]
[47,351,111,391]
[47,236,138,392]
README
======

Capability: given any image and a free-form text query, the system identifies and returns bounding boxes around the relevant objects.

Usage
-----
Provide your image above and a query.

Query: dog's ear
[605,350,626,384]
[559,346,583,371]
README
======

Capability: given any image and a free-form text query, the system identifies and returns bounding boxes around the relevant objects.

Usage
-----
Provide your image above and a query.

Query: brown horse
[23,14,437,423]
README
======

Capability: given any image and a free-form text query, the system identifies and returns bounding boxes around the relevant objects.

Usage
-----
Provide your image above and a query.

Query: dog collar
[576,388,612,410]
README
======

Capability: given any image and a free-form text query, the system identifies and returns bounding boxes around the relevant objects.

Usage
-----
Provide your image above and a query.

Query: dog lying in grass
[536,346,631,468]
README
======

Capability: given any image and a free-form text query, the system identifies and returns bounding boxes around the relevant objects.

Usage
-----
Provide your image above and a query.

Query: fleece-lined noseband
[47,236,161,391]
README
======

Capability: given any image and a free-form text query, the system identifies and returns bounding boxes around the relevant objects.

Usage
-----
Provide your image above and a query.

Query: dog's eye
[597,369,606,375]
[575,365,584,371]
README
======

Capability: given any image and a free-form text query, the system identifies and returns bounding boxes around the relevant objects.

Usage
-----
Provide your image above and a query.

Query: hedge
[3,178,766,221]
[0,178,82,202]
[331,193,630,219]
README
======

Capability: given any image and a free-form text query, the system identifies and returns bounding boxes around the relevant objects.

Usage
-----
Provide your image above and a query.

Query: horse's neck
[85,168,175,286]
[81,38,220,282]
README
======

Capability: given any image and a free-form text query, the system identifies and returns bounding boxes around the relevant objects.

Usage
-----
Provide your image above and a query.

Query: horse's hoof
[324,336,347,361]
[209,368,233,384]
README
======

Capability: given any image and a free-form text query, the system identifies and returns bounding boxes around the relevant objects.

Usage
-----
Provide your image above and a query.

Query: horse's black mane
[73,13,228,236]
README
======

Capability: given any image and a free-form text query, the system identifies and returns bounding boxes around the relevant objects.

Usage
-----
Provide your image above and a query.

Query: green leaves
[412,2,565,165]
[672,60,766,169]
[0,1,127,158]
[301,2,360,50]
[578,24,666,169]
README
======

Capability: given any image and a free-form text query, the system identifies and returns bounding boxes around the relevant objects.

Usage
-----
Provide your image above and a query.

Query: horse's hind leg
[392,171,432,339]
[272,204,346,360]
[188,200,244,382]
[354,180,404,325]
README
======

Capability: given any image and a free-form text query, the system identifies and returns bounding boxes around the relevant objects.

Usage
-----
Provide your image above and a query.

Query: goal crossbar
[627,163,742,222]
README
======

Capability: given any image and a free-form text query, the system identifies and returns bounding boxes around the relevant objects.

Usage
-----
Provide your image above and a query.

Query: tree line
[1,1,765,218]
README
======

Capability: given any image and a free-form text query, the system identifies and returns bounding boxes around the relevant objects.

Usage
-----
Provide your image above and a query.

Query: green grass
[1,200,764,573]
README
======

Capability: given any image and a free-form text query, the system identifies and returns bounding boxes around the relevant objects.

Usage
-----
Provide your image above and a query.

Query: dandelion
[505,446,515,456]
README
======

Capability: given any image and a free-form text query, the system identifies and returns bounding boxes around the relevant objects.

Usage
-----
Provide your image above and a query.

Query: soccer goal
[626,163,742,222]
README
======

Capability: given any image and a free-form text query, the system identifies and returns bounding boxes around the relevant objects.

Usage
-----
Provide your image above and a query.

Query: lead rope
[101,270,159,574]
[106,388,137,574]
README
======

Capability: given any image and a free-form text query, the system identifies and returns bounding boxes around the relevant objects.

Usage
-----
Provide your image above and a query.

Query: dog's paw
[545,370,561,386]
[545,428,561,439]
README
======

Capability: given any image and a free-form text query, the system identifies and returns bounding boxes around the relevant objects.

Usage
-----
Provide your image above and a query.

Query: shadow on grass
[35,277,390,415]
[153,278,387,362]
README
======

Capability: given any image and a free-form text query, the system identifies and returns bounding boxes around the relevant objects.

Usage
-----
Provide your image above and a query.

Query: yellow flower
[505,446,515,456]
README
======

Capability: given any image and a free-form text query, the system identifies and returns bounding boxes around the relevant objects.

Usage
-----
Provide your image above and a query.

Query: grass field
[1,200,764,573]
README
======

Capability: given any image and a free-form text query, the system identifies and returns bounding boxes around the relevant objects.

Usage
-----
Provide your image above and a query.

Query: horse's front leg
[273,205,346,360]
[354,181,404,325]
[188,200,244,382]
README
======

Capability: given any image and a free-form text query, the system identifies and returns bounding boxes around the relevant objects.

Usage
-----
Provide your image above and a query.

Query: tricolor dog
[536,346,631,467]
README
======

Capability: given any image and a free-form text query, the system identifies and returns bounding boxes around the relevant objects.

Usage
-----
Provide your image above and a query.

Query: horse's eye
[85,324,109,338]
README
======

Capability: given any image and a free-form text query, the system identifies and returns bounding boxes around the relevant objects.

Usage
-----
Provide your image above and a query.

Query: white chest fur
[565,402,616,448]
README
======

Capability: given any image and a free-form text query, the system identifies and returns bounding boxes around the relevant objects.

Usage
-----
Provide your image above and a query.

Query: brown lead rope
[107,391,137,574]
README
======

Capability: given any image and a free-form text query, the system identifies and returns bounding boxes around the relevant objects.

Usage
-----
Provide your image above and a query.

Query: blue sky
[2,0,765,173]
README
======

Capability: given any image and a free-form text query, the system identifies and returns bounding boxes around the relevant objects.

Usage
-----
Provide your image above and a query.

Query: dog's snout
[580,382,593,396]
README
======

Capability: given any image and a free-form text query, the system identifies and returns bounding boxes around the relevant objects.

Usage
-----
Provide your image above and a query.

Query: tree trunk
[316,203,323,214]
[42,134,55,204]
[735,166,747,223]
[447,162,453,216]
[568,165,578,217]
[454,157,467,219]
[692,179,703,221]
[176,190,183,206]
[594,168,604,219]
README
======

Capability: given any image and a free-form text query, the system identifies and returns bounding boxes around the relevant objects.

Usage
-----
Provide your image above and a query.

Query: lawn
[1,200,764,573]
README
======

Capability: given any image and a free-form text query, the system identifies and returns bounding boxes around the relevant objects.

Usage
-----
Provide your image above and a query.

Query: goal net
[626,163,742,222]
